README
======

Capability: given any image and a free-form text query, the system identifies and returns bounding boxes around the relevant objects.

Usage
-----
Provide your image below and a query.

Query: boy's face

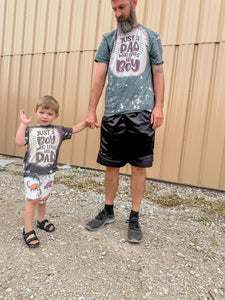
[35,106,59,126]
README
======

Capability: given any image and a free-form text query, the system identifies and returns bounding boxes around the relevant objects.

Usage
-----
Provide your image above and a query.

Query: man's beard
[116,8,136,34]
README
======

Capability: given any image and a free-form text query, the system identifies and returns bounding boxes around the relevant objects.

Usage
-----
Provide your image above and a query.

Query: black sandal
[23,229,40,248]
[37,219,55,232]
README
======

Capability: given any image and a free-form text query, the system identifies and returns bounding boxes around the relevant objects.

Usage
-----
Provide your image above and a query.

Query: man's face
[111,0,136,34]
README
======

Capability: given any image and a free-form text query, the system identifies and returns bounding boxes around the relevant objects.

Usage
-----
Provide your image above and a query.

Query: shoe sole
[127,237,143,243]
[85,217,115,231]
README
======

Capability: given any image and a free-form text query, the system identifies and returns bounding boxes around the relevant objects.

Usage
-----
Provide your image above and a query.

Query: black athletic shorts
[97,110,155,168]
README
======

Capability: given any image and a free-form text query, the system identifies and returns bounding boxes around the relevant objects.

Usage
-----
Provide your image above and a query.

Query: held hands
[151,106,164,130]
[85,111,101,129]
[20,109,32,125]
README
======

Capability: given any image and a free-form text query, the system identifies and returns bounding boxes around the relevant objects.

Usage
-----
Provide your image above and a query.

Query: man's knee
[131,165,146,175]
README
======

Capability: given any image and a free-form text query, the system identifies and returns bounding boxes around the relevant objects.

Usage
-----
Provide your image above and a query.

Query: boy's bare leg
[130,166,146,212]
[37,201,54,231]
[104,167,120,205]
[24,199,39,245]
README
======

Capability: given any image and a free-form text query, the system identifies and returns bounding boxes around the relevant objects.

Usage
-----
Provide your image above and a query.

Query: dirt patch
[0,154,225,299]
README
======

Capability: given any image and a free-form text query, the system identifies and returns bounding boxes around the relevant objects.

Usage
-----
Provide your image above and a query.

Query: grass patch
[13,171,24,176]
[144,185,225,217]
[154,194,183,207]
[55,175,104,194]
[0,168,23,176]
[197,216,212,225]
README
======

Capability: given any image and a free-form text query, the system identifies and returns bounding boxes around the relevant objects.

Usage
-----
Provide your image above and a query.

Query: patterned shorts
[24,173,55,204]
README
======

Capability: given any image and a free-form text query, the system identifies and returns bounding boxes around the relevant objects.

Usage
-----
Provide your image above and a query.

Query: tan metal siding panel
[17,55,33,117]
[23,0,37,54]
[94,0,115,49]
[218,0,225,40]
[40,53,55,95]
[81,0,100,50]
[197,0,223,42]
[52,53,68,108]
[199,43,225,189]
[27,55,43,112]
[13,0,26,54]
[56,0,73,51]
[159,0,182,45]
[141,0,163,33]
[0,1,6,54]
[176,0,201,44]
[69,51,96,166]
[33,0,48,53]
[147,46,176,180]
[135,0,147,24]
[45,0,60,53]
[0,57,11,153]
[69,0,86,51]
[179,44,216,185]
[159,45,194,182]
[6,56,22,154]
[57,52,86,164]
[1,0,225,190]
[2,0,16,55]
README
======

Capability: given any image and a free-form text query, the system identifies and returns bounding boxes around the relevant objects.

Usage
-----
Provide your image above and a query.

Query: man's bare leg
[104,166,120,205]
[130,166,146,212]
[85,166,119,230]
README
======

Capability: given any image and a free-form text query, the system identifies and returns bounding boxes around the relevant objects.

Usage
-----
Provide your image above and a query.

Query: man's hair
[36,95,59,114]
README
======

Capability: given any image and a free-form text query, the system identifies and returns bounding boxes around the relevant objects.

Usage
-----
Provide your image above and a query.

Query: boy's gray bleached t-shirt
[23,125,73,177]
[95,24,163,116]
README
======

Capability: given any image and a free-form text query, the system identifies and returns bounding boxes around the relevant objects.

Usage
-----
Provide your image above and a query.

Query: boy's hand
[20,110,32,125]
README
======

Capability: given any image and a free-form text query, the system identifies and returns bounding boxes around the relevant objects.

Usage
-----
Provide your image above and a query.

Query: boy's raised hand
[20,109,32,125]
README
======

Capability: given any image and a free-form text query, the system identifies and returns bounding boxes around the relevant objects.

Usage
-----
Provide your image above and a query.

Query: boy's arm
[72,122,87,134]
[72,120,101,134]
[15,110,32,146]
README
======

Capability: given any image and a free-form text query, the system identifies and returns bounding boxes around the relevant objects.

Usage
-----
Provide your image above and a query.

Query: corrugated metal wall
[0,0,225,190]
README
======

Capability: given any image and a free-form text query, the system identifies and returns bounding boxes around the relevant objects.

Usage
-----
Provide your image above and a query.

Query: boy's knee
[26,198,40,206]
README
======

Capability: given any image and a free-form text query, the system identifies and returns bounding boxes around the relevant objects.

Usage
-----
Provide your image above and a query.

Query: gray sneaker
[127,217,143,243]
[85,208,115,231]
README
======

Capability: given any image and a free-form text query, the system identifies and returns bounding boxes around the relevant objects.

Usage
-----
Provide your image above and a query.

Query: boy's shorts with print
[97,110,155,168]
[24,173,55,204]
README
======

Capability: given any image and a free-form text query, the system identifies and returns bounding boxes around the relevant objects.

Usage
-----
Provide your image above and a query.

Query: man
[85,0,164,243]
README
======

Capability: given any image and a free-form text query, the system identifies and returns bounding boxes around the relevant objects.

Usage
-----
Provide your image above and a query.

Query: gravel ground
[0,154,225,300]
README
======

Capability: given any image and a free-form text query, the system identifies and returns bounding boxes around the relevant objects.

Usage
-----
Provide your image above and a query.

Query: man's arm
[85,62,108,129]
[151,64,165,130]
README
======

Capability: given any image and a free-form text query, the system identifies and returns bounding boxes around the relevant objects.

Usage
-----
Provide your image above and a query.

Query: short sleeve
[61,127,73,141]
[150,33,164,65]
[95,36,111,65]
[25,127,29,145]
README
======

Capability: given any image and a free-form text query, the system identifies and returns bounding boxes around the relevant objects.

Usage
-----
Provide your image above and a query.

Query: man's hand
[85,111,101,129]
[151,106,163,130]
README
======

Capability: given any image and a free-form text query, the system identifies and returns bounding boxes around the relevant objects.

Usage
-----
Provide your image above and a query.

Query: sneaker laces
[126,217,140,231]
[96,209,108,220]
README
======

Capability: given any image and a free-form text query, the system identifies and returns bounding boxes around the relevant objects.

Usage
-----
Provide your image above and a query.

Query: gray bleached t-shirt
[95,24,163,116]
[23,125,73,177]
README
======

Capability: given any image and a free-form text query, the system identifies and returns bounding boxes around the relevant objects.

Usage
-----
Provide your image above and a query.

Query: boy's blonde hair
[36,95,59,114]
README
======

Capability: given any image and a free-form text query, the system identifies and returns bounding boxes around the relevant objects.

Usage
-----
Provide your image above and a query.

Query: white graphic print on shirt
[109,28,148,77]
